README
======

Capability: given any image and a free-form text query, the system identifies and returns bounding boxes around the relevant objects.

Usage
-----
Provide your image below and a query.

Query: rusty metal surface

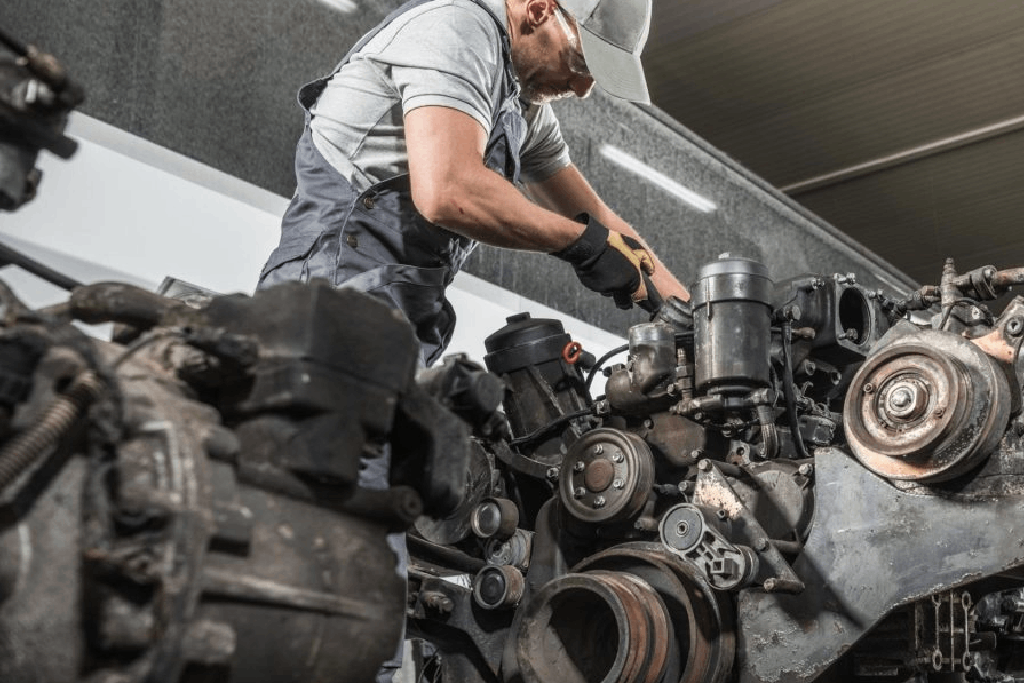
[845,326,1011,482]
[735,447,1024,683]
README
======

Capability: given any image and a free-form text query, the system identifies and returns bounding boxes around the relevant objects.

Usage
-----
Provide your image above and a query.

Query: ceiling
[642,0,1024,288]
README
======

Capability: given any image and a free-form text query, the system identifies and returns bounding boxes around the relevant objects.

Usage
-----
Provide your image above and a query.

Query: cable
[781,320,811,460]
[584,343,628,395]
[509,407,593,448]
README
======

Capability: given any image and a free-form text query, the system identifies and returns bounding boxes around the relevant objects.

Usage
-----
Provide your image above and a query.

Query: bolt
[934,407,945,418]
[612,452,624,463]
[593,496,606,509]
[846,273,856,284]
[1008,317,1024,336]
[797,463,814,477]
[613,478,624,489]
[971,307,982,321]
[693,412,704,421]
[754,538,769,551]
[592,444,604,455]
[573,486,586,498]
[698,460,712,471]
[890,387,913,409]
[863,382,875,394]
[691,449,703,460]
[546,467,559,480]
[574,460,586,472]
[716,509,728,520]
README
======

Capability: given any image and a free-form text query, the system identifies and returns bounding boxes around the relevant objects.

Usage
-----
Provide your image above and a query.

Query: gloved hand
[553,214,661,312]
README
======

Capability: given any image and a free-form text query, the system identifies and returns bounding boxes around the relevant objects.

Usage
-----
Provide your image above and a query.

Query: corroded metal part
[514,569,672,683]
[735,447,1024,683]
[845,327,1011,482]
[575,546,735,683]
[559,428,654,524]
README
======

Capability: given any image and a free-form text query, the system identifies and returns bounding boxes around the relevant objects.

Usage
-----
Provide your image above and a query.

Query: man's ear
[523,0,556,29]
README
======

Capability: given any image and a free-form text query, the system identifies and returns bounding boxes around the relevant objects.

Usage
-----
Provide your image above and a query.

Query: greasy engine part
[514,570,674,683]
[691,255,773,397]
[845,323,1011,482]
[558,427,654,525]
[660,503,760,591]
[484,312,590,464]
[605,322,679,415]
[0,279,475,683]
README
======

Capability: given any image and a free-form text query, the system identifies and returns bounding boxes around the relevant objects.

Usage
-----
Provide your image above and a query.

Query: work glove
[553,214,663,314]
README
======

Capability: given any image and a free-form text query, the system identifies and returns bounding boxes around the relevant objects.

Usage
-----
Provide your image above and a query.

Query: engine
[0,278,474,683]
[406,254,1024,683]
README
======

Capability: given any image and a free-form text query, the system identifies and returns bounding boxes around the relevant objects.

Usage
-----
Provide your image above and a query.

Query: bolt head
[797,463,813,477]
[698,460,712,471]
[592,496,606,509]
[613,478,624,489]
[546,467,559,479]
[573,486,586,498]
[612,452,624,463]
[573,460,586,472]
[592,444,604,455]
[754,538,769,551]
[862,382,875,394]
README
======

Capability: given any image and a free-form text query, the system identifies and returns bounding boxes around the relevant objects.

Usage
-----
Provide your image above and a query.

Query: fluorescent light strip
[599,144,717,214]
[315,0,359,12]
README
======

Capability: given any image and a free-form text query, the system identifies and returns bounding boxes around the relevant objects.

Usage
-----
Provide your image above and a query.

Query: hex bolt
[592,496,606,509]
[612,478,624,489]
[612,452,624,463]
[573,486,586,498]
[546,467,559,480]
[863,382,875,394]
[1008,317,1024,336]
[934,407,946,418]
[573,460,586,472]
[716,509,728,520]
[592,444,604,455]
[797,463,814,477]
[754,538,769,551]
[698,460,712,471]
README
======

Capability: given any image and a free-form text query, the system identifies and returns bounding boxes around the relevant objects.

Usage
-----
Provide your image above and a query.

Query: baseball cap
[558,0,653,104]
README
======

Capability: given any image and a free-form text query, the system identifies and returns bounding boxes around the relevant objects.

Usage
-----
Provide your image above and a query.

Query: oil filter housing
[691,255,774,396]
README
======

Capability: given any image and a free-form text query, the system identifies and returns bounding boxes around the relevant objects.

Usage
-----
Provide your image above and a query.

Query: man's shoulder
[393,0,503,33]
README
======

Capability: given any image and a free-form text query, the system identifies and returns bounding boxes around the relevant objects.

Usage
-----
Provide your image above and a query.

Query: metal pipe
[781,113,1024,196]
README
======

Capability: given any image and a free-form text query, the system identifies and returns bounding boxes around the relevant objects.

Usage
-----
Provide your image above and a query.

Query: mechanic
[258,0,689,369]
[257,1,687,679]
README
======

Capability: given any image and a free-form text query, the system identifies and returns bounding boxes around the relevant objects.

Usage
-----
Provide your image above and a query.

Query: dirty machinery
[407,254,1024,683]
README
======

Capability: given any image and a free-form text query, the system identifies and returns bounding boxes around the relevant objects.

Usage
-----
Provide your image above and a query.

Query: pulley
[844,329,1010,483]
[558,428,654,524]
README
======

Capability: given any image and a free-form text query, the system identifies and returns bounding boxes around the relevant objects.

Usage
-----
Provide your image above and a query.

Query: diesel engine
[407,254,1024,683]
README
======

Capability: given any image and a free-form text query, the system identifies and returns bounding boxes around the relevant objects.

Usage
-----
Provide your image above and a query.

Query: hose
[0,370,103,492]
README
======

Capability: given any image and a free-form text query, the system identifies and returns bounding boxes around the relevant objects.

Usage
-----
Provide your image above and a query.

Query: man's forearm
[414,164,586,252]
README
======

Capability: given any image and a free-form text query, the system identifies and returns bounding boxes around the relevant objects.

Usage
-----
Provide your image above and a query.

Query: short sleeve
[371,2,503,134]
[520,103,572,183]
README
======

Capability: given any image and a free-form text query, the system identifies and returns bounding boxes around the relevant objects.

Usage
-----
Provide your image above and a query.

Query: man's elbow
[411,178,471,226]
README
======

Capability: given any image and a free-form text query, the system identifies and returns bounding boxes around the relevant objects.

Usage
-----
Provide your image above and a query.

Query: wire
[509,407,593,448]
[584,343,628,395]
[781,320,812,460]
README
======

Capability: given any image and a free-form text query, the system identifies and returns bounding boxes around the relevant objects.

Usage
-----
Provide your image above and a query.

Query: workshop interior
[1,1,1023,682]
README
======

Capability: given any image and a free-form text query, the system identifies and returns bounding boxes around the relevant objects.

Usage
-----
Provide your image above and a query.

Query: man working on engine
[258,0,689,368]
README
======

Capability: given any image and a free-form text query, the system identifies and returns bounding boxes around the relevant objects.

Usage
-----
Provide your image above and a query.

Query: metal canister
[691,255,774,395]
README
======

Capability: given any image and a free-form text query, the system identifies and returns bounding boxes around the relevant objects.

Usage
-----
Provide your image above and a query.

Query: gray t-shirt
[310,0,571,192]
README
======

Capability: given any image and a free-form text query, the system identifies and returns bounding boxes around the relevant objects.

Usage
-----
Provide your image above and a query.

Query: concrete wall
[2,0,917,335]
